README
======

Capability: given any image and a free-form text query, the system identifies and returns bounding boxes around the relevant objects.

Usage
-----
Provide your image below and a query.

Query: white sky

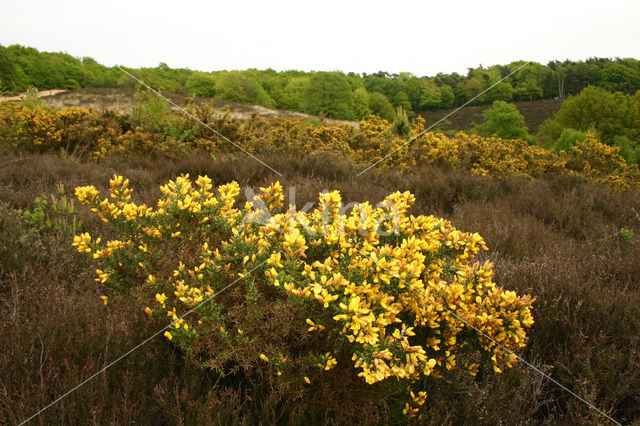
[2,0,639,77]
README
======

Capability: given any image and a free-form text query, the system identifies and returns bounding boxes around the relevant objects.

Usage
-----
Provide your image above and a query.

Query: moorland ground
[1,146,639,424]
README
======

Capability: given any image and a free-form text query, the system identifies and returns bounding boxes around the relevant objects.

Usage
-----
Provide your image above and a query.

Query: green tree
[473,101,530,140]
[91,67,120,88]
[368,92,395,121]
[281,76,309,111]
[0,46,17,91]
[482,68,514,102]
[460,76,487,104]
[8,42,640,116]
[612,135,640,164]
[403,77,424,111]
[514,77,543,101]
[552,128,588,152]
[215,71,275,107]
[484,82,514,102]
[392,91,413,114]
[257,69,288,108]
[439,85,455,108]
[302,72,355,120]
[537,86,640,145]
[353,87,372,119]
[511,61,552,98]
[186,72,217,97]
[419,80,442,109]
[599,63,640,93]
[363,74,397,100]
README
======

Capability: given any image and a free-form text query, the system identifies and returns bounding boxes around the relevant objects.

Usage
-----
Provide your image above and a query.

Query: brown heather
[1,151,639,424]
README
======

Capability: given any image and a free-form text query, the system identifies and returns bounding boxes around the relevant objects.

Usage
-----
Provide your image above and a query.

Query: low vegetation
[1,149,639,423]
[1,90,639,423]
[71,173,534,420]
[1,96,638,190]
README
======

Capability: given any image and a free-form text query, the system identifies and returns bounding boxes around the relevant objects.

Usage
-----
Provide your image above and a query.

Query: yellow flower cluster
[16,106,64,146]
[565,134,640,190]
[13,105,96,150]
[2,103,637,190]
[74,174,535,417]
[357,116,637,191]
[254,187,534,396]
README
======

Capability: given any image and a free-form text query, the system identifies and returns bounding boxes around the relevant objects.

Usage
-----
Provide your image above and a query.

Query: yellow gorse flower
[74,174,536,418]
[5,103,637,190]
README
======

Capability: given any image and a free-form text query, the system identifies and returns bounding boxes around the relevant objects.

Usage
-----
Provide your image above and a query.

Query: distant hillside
[1,88,564,134]
[0,88,358,126]
[420,98,563,133]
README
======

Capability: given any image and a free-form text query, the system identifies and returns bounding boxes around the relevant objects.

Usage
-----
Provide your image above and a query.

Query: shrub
[552,128,588,153]
[1,104,639,190]
[473,100,529,141]
[537,86,640,145]
[17,183,81,233]
[368,92,396,122]
[73,174,535,418]
[612,135,640,165]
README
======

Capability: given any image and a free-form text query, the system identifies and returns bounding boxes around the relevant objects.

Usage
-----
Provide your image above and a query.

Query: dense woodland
[2,44,640,122]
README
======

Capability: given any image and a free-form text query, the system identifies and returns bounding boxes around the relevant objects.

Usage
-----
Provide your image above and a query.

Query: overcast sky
[2,0,639,77]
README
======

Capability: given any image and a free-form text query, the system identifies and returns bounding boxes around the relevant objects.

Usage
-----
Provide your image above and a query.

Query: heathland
[1,82,639,424]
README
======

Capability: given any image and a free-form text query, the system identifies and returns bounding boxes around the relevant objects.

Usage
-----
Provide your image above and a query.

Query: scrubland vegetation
[1,93,639,189]
[1,86,639,424]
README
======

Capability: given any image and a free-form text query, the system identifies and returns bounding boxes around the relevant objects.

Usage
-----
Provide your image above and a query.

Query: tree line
[466,85,640,165]
[1,44,640,122]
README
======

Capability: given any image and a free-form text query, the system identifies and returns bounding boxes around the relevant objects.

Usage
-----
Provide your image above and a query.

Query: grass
[1,151,639,424]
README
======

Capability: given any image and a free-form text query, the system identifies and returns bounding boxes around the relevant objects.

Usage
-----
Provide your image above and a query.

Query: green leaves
[302,72,356,120]
[473,101,530,141]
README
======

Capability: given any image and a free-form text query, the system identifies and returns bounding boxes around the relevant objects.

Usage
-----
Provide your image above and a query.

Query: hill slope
[420,99,562,133]
[1,88,563,133]
[0,88,358,126]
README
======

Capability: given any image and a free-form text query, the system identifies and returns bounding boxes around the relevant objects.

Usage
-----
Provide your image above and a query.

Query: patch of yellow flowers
[14,105,95,150]
[2,103,638,190]
[73,174,534,417]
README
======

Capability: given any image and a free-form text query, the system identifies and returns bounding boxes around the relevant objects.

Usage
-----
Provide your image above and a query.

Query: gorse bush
[73,174,535,418]
[9,103,98,154]
[1,99,639,191]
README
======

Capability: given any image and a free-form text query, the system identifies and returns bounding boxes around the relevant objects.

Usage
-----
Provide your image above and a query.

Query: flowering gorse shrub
[564,134,640,190]
[15,105,97,153]
[73,174,535,417]
[1,100,638,190]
